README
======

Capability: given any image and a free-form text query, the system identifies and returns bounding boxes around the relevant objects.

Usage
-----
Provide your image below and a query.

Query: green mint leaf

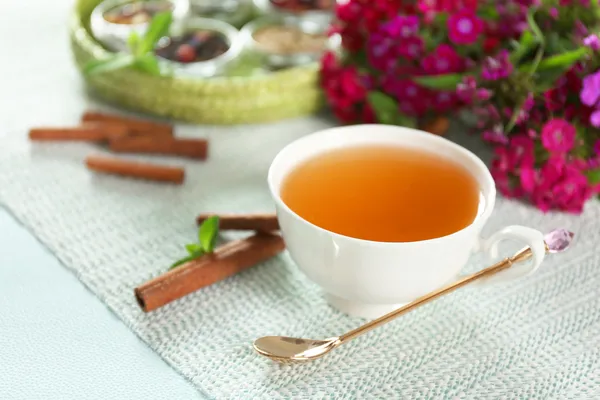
[536,47,589,71]
[185,243,202,255]
[138,11,173,55]
[412,73,463,90]
[128,31,141,55]
[367,91,397,124]
[83,53,135,76]
[134,53,162,75]
[169,249,205,270]
[198,216,220,253]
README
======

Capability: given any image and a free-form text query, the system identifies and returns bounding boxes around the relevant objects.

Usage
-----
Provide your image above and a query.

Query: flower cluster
[320,0,600,213]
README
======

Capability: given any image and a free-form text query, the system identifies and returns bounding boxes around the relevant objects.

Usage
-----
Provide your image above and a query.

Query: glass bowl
[240,14,331,70]
[253,0,333,19]
[188,0,255,28]
[90,0,189,52]
[156,17,243,78]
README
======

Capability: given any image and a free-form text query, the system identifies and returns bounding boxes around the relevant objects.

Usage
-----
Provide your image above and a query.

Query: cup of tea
[268,125,547,318]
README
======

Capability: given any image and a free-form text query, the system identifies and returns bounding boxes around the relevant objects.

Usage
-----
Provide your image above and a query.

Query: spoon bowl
[253,336,340,362]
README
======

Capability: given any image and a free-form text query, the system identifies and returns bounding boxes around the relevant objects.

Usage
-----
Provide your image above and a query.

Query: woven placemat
[1,120,599,399]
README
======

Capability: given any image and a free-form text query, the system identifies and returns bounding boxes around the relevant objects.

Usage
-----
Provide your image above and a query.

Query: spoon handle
[338,246,539,344]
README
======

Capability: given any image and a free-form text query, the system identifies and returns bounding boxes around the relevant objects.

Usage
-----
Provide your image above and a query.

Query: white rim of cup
[267,124,497,247]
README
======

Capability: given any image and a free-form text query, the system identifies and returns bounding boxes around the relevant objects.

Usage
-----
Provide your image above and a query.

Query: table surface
[0,1,201,399]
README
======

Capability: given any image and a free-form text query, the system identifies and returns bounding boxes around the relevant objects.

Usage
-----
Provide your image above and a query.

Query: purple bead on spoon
[544,228,575,253]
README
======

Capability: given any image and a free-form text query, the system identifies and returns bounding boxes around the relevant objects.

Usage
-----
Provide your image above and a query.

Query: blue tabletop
[0,209,203,400]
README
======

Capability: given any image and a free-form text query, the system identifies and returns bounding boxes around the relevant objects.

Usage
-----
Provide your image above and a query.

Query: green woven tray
[70,0,324,124]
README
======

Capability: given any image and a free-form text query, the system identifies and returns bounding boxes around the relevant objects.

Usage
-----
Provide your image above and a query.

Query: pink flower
[320,51,338,76]
[520,166,538,193]
[398,37,424,59]
[421,44,464,74]
[367,33,397,71]
[383,15,420,39]
[491,166,515,198]
[526,157,595,214]
[580,71,600,106]
[510,135,536,168]
[336,1,362,23]
[540,119,576,153]
[418,0,477,13]
[398,100,429,117]
[481,50,513,81]
[456,76,491,104]
[544,88,567,112]
[483,127,509,145]
[490,135,535,172]
[584,34,600,51]
[447,10,483,45]
[432,91,457,112]
[361,104,376,123]
[339,69,367,102]
[383,78,424,101]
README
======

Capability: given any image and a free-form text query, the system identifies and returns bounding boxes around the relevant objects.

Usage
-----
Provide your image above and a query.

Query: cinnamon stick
[109,136,208,160]
[134,233,285,312]
[420,116,450,136]
[85,155,185,184]
[196,213,279,232]
[82,111,173,137]
[29,124,129,142]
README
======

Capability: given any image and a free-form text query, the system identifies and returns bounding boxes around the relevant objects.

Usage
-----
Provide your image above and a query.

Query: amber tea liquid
[280,145,481,242]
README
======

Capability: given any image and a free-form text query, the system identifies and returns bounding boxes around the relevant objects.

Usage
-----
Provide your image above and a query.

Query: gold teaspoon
[253,229,575,363]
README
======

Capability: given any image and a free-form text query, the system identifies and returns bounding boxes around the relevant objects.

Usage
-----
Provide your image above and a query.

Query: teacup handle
[474,225,546,285]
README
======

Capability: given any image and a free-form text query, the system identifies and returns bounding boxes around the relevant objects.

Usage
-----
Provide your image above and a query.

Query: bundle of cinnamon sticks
[135,213,281,312]
[29,111,209,184]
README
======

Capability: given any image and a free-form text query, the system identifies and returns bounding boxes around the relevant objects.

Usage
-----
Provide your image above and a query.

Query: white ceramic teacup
[268,125,548,319]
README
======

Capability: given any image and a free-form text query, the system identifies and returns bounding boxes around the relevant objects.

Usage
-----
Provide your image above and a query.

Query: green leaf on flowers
[534,67,575,93]
[586,169,600,184]
[479,6,500,20]
[529,49,589,91]
[412,74,463,90]
[504,97,526,134]
[394,113,417,129]
[510,30,536,64]
[536,47,589,71]
[526,10,544,44]
[367,91,397,124]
